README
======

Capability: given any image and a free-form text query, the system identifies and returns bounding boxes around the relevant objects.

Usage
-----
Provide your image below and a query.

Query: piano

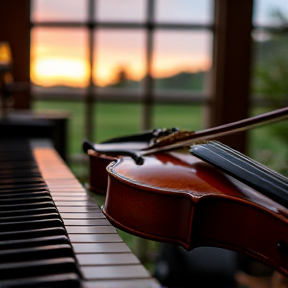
[0,138,160,288]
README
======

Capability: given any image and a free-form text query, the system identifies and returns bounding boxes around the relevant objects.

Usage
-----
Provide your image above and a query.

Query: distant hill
[154,71,207,91]
[106,70,208,92]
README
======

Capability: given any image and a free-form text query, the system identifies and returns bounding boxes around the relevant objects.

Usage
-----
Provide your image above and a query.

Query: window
[249,0,288,175]
[30,0,214,162]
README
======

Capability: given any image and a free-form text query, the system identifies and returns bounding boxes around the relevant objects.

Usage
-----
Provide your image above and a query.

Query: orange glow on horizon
[31,57,90,87]
[31,28,211,87]
[31,55,211,87]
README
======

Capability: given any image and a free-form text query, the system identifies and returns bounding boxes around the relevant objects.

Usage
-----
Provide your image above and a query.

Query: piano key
[0,183,47,191]
[51,196,91,201]
[0,218,64,232]
[61,212,105,219]
[0,195,53,204]
[54,201,97,207]
[57,206,99,213]
[0,186,48,193]
[81,265,150,280]
[0,139,160,287]
[66,226,117,234]
[69,234,123,243]
[0,190,50,198]
[0,258,80,280]
[0,177,44,185]
[0,212,60,222]
[0,245,73,263]
[0,207,58,217]
[0,273,81,288]
[72,242,131,254]
[85,279,160,288]
[0,201,56,211]
[0,236,71,251]
[0,227,67,241]
[63,219,111,226]
[76,253,140,266]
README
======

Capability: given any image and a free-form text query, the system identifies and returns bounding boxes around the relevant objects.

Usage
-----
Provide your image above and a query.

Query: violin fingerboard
[190,141,288,209]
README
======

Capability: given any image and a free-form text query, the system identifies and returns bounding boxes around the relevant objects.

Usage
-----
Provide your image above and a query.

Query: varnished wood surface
[104,149,288,278]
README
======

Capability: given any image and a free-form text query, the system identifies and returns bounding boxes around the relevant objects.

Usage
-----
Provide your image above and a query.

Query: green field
[33,100,205,155]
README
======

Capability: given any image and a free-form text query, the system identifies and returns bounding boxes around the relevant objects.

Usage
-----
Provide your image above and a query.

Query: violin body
[103,149,288,277]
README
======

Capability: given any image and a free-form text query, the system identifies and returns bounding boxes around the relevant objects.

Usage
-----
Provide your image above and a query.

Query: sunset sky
[30,0,288,88]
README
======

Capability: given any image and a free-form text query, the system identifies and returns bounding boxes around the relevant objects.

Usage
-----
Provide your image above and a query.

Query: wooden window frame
[0,0,254,153]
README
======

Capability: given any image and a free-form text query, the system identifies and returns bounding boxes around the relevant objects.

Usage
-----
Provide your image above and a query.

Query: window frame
[30,0,215,141]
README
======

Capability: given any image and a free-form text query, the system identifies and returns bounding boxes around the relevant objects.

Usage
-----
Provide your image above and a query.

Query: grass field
[33,100,205,155]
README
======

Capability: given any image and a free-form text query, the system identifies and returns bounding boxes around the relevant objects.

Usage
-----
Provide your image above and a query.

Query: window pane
[253,0,288,27]
[249,107,288,177]
[155,0,213,24]
[93,29,146,93]
[251,31,288,101]
[31,28,89,90]
[94,102,142,141]
[31,0,88,22]
[96,0,146,22]
[152,30,212,94]
[153,104,204,131]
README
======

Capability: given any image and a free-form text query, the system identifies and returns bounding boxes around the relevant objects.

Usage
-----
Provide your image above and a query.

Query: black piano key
[0,227,67,241]
[0,183,47,191]
[0,207,58,218]
[0,273,81,288]
[0,235,71,251]
[0,244,74,263]
[0,172,42,180]
[0,195,53,205]
[0,190,50,199]
[0,258,80,280]
[0,186,48,194]
[0,212,60,223]
[0,161,37,168]
[0,201,56,211]
[0,218,64,232]
[0,177,44,185]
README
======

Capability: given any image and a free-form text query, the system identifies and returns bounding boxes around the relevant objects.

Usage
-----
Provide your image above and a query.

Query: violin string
[209,141,288,186]
[190,141,288,209]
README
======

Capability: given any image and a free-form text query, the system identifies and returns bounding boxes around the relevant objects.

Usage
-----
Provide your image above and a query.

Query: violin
[89,107,288,277]
[83,107,288,193]
[103,145,288,277]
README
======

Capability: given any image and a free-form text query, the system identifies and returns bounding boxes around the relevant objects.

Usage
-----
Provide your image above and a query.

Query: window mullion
[85,0,95,141]
[142,0,154,130]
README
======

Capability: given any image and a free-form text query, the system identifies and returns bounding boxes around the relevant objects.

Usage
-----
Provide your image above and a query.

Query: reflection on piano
[0,139,160,288]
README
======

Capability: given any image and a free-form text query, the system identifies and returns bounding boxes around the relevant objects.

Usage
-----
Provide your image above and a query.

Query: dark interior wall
[0,0,31,109]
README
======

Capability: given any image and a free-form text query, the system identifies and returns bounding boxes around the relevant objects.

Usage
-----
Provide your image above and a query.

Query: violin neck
[190,140,288,208]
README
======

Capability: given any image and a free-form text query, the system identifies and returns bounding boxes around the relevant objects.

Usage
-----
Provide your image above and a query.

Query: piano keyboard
[0,139,160,288]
